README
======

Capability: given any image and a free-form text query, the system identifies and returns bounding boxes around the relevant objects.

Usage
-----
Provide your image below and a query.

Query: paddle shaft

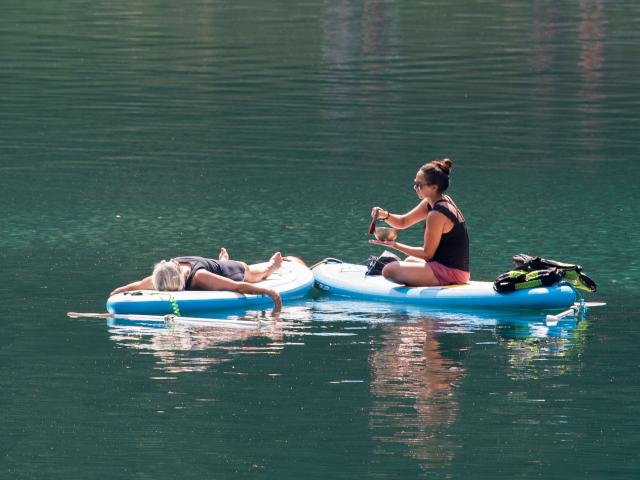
[545,301,605,324]
[546,306,578,322]
[67,312,269,328]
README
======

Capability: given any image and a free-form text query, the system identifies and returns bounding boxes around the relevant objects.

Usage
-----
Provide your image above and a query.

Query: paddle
[544,301,606,326]
[368,210,379,235]
[67,312,270,328]
[582,301,607,307]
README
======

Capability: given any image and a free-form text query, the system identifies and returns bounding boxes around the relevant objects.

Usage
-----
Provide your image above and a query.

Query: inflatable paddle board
[312,260,576,310]
[107,259,314,315]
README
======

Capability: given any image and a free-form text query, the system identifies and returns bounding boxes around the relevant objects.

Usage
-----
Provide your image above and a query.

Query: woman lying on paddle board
[370,158,470,287]
[109,248,283,311]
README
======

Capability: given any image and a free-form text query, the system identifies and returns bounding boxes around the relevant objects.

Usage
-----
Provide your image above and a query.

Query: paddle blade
[67,312,113,319]
[368,211,378,235]
[584,302,606,307]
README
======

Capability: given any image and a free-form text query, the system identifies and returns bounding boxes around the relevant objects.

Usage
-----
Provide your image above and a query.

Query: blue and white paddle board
[107,260,314,315]
[312,260,576,310]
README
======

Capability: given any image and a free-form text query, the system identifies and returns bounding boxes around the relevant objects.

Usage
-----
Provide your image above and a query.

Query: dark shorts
[217,260,246,282]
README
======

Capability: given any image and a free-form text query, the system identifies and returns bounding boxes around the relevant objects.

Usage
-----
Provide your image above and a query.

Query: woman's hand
[371,206,388,219]
[368,239,398,248]
[109,287,125,297]
[109,283,136,297]
[231,282,283,313]
[109,276,154,297]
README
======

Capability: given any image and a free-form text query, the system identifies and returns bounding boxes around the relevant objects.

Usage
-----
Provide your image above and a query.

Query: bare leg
[243,252,283,283]
[382,261,440,287]
[218,247,229,261]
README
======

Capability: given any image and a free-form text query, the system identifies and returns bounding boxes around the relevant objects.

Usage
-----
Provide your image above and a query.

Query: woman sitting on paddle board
[109,248,283,311]
[370,158,469,287]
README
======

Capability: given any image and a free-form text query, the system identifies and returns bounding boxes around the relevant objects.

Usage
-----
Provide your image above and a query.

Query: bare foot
[269,252,283,270]
[218,247,229,261]
[243,252,283,283]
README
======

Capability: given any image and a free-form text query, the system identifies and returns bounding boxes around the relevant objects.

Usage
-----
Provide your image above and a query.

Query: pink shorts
[428,261,470,285]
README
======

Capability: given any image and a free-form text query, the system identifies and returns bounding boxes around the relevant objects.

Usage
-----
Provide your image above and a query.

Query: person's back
[428,197,469,273]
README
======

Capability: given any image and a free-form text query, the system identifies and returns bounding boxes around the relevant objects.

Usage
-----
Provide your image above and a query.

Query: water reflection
[109,321,279,373]
[499,320,590,380]
[103,294,589,470]
[106,295,588,383]
[578,0,607,105]
[310,300,589,469]
[320,0,399,156]
[577,0,607,152]
[527,0,561,157]
[369,319,462,467]
[527,0,610,154]
[99,292,592,474]
[106,304,316,374]
[528,0,560,86]
[312,298,585,341]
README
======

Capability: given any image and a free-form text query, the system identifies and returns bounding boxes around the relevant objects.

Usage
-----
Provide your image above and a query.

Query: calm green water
[2,0,640,478]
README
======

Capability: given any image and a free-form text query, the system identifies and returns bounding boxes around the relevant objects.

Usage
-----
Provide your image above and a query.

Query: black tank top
[426,198,469,272]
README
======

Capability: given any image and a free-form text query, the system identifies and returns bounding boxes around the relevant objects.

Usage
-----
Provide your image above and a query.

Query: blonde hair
[152,260,185,291]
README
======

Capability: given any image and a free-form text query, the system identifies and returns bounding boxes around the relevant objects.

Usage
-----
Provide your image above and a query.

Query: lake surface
[2,1,639,478]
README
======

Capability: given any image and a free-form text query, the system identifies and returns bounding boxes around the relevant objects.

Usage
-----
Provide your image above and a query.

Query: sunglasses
[413,180,428,189]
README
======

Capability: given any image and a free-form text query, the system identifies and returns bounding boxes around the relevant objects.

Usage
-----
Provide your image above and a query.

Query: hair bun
[436,158,452,174]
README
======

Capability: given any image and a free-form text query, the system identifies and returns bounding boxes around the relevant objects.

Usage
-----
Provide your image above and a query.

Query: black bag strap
[578,272,597,292]
[513,253,577,271]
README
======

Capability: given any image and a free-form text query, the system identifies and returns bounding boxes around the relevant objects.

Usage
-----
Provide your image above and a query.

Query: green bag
[494,267,563,293]
[494,254,597,293]
[512,254,597,292]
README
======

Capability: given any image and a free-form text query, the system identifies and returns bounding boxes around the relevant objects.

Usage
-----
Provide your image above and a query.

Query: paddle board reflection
[364,309,588,470]
[369,319,463,467]
[105,305,314,374]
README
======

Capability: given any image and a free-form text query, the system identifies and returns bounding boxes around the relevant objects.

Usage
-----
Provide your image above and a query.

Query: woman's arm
[234,283,282,312]
[368,240,428,259]
[369,211,446,261]
[110,276,154,296]
[372,199,430,229]
[191,270,282,312]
